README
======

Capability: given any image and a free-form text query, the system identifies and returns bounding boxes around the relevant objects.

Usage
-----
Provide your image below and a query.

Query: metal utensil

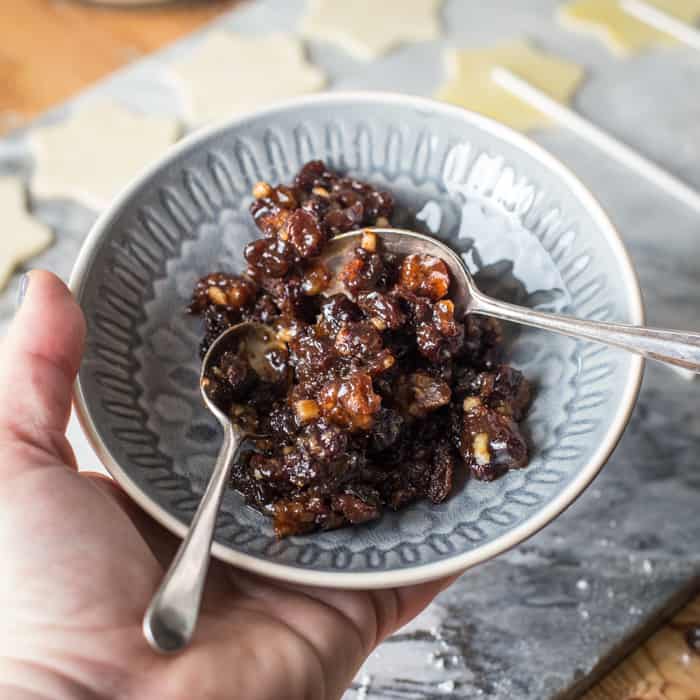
[323,228,700,373]
[143,321,280,653]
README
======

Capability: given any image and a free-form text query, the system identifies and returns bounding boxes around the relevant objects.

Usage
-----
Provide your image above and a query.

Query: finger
[224,569,372,700]
[392,573,462,633]
[83,472,177,568]
[0,271,86,469]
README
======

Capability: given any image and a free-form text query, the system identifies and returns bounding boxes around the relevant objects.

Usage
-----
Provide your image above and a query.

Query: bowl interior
[73,94,642,586]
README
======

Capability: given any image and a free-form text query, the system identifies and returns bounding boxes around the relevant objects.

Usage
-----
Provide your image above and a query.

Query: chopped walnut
[361,230,378,253]
[189,273,257,314]
[252,181,273,199]
[294,399,320,423]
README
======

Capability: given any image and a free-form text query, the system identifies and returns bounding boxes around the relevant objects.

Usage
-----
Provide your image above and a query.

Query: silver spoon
[143,321,283,654]
[323,227,700,373]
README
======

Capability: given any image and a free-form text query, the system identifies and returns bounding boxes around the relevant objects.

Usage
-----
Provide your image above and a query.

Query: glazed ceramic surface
[71,92,643,588]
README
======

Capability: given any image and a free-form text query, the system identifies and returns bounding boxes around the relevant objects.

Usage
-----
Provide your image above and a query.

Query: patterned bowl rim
[70,91,644,589]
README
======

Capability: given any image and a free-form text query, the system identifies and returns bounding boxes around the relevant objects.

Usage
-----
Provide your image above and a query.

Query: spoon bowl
[323,227,700,374]
[200,321,286,421]
[323,227,472,317]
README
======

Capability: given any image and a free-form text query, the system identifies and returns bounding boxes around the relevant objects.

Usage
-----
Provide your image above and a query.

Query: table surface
[1,1,699,698]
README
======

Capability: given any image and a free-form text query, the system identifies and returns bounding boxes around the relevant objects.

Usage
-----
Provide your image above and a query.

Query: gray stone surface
[1,0,699,697]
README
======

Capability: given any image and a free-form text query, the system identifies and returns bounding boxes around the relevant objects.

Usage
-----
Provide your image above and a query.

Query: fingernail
[16,273,30,309]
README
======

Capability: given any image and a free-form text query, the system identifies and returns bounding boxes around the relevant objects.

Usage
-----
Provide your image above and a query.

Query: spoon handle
[472,291,700,373]
[143,422,242,653]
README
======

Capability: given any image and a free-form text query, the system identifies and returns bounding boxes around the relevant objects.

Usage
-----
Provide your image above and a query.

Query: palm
[0,272,452,700]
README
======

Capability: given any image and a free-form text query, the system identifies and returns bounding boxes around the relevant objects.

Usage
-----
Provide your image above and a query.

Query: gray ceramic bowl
[71,92,644,588]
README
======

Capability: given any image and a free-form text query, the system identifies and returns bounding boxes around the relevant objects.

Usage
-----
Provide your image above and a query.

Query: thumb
[0,271,86,468]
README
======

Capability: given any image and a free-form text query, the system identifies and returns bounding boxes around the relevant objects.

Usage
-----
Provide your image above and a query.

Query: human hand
[0,271,456,700]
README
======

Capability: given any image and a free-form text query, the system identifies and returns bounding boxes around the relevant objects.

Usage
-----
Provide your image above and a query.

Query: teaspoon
[323,227,700,373]
[143,321,282,654]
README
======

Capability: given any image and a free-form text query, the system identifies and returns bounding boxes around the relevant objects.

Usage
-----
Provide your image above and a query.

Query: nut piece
[375,216,390,227]
[312,186,330,198]
[378,353,395,370]
[370,316,387,331]
[207,286,228,305]
[301,262,331,296]
[294,399,320,423]
[473,432,491,465]
[462,396,482,413]
[252,181,273,199]
[277,327,294,343]
[361,230,378,253]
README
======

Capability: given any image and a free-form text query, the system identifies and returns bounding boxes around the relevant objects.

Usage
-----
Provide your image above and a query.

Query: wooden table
[0,0,237,133]
[1,2,699,697]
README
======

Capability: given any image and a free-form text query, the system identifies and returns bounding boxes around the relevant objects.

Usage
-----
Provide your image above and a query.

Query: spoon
[323,227,700,373]
[143,321,283,654]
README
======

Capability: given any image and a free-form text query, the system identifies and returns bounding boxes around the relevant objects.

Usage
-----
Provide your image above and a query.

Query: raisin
[189,272,257,314]
[218,350,250,393]
[357,291,406,330]
[489,366,532,421]
[250,197,292,237]
[324,204,364,236]
[334,321,383,358]
[427,441,455,503]
[453,365,483,398]
[365,190,394,220]
[245,238,294,278]
[331,493,380,524]
[416,320,446,362]
[319,294,362,333]
[340,248,385,295]
[274,185,298,210]
[389,488,418,510]
[299,419,348,461]
[295,160,328,191]
[463,316,503,369]
[285,209,324,259]
[263,346,291,385]
[302,196,330,220]
[398,254,451,301]
[300,261,331,297]
[397,371,451,418]
[199,305,240,358]
[370,408,404,452]
[273,497,321,537]
[686,626,700,653]
[241,293,278,325]
[458,404,528,480]
[266,402,298,441]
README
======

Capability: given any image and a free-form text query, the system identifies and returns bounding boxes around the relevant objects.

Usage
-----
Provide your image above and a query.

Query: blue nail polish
[16,273,30,309]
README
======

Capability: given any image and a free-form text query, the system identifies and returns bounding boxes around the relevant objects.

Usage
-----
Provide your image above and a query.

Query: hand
[0,271,455,700]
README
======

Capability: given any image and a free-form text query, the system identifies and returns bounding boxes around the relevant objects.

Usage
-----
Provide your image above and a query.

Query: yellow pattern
[0,178,52,290]
[435,41,585,132]
[560,0,700,54]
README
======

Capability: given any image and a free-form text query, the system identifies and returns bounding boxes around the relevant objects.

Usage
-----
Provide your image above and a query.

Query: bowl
[71,92,644,588]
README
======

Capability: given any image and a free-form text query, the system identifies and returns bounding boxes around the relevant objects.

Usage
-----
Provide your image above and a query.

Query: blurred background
[0,0,237,135]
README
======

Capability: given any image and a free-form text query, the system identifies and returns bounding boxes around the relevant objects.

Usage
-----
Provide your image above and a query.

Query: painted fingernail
[16,272,30,309]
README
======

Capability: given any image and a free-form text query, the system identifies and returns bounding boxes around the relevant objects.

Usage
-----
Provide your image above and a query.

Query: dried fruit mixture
[190,161,532,537]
